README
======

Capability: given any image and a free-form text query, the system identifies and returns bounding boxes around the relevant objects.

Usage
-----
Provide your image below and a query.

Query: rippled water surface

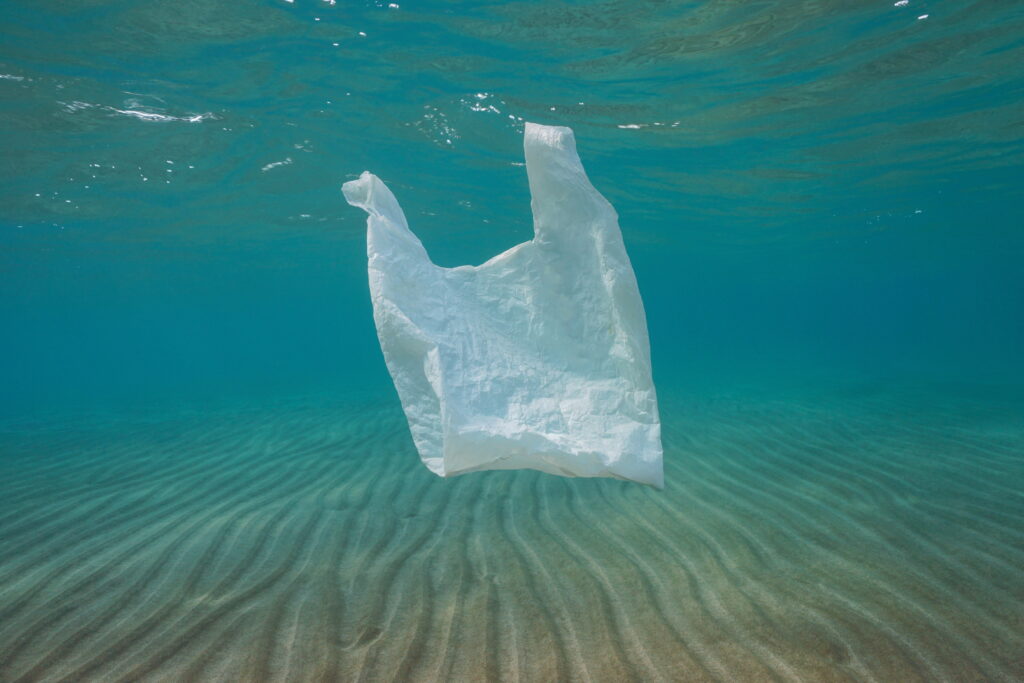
[1,1,1023,681]
[4,0,1023,406]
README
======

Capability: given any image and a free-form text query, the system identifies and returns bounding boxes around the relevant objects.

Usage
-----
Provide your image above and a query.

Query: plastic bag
[343,122,662,487]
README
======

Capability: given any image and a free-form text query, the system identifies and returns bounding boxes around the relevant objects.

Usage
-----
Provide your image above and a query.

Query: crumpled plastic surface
[343,122,663,487]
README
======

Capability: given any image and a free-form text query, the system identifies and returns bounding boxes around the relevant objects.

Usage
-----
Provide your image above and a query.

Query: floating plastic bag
[343,122,663,487]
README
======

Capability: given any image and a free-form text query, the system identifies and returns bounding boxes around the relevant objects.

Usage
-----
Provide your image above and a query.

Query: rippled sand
[0,387,1021,681]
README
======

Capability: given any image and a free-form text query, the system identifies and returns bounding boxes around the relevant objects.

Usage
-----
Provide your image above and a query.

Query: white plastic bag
[343,122,662,487]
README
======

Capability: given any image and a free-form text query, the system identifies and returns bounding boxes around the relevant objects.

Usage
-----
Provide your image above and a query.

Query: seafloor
[0,384,1021,681]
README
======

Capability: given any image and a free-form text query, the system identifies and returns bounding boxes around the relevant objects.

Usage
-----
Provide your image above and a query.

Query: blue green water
[4,0,1022,413]
[1,1,1023,680]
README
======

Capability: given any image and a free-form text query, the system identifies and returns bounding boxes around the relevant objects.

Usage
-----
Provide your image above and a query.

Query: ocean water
[1,1,1023,680]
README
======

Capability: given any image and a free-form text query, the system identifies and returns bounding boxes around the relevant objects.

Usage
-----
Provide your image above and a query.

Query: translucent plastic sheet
[343,123,662,487]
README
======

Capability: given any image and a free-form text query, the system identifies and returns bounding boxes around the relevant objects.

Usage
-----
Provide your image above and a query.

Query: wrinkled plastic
[342,122,663,487]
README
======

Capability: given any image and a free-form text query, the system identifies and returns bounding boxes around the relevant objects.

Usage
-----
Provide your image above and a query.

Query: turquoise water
[2,1,1023,680]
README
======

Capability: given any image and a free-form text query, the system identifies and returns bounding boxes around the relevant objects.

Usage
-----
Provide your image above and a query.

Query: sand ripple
[0,388,1022,681]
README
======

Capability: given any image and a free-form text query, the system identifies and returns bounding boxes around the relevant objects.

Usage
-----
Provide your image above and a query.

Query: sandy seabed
[0,385,1022,682]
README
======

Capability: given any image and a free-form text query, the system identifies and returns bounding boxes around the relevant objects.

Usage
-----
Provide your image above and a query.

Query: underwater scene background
[1,0,1022,680]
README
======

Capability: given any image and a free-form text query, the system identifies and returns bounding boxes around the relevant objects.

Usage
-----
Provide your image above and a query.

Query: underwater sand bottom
[0,386,1022,682]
